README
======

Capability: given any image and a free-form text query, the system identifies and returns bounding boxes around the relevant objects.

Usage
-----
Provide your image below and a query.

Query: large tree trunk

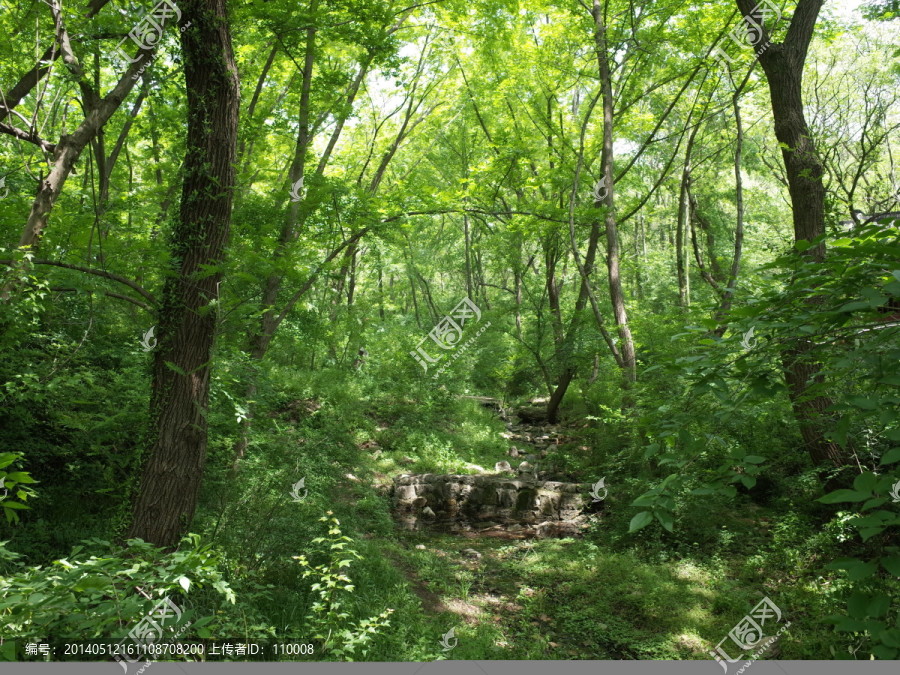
[735,0,845,467]
[128,0,240,547]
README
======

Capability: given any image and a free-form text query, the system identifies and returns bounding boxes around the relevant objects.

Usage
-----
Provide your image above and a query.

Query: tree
[128,0,240,547]
[733,0,846,468]
[0,0,162,300]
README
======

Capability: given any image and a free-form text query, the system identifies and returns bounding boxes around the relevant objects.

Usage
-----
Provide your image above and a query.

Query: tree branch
[0,122,56,153]
[0,259,156,305]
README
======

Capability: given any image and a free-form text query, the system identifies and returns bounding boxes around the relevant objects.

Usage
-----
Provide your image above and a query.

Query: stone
[517,461,534,473]
[495,461,513,473]
[415,544,426,550]
[390,473,591,538]
[508,446,520,457]
[462,548,482,559]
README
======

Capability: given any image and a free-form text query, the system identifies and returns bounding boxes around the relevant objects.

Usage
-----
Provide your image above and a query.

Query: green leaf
[859,528,885,542]
[879,448,900,465]
[0,640,17,660]
[3,472,36,484]
[871,645,899,660]
[879,629,900,649]
[817,489,869,503]
[164,361,188,376]
[849,561,878,581]
[867,595,891,619]
[178,576,191,592]
[836,300,870,313]
[848,592,872,618]
[848,396,879,410]
[881,555,900,576]
[743,456,766,464]
[861,287,888,307]
[628,511,653,532]
[831,616,869,632]
[853,472,878,493]
[654,510,674,532]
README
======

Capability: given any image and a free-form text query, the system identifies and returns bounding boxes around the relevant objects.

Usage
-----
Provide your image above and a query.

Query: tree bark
[676,132,695,307]
[734,0,845,467]
[593,0,636,384]
[128,0,240,547]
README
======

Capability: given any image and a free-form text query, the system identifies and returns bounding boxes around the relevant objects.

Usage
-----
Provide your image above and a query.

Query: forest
[1,0,899,669]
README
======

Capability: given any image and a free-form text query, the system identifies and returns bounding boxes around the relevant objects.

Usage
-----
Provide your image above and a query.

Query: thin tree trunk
[714,89,747,329]
[676,127,698,307]
[593,0,636,384]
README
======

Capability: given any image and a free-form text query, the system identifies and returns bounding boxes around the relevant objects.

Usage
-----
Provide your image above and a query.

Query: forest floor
[363,400,762,660]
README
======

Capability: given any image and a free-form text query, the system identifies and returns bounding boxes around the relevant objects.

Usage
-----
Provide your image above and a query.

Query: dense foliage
[1,0,899,665]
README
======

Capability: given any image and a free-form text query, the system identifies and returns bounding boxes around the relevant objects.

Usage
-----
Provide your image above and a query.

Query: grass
[187,371,839,661]
[1,366,851,661]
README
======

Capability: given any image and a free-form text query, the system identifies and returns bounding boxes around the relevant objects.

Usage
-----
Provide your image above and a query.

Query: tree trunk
[714,87,747,330]
[593,0,636,384]
[128,0,240,547]
[676,141,693,307]
[735,0,845,468]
